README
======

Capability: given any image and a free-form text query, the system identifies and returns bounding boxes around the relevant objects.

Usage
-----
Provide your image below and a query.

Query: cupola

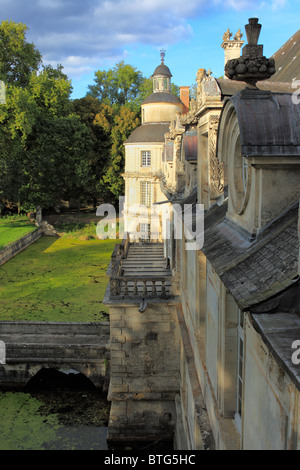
[152,50,172,93]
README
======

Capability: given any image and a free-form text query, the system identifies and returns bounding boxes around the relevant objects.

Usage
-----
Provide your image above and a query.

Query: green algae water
[0,370,110,450]
[0,390,109,450]
[0,236,119,322]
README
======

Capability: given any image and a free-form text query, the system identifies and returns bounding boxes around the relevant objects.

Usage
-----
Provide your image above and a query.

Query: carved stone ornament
[209,117,224,198]
[225,18,276,88]
[196,68,207,107]
[234,29,243,41]
[223,28,233,41]
[180,108,198,126]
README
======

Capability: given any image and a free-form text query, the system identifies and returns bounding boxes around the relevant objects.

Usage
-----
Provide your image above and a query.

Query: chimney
[221,28,244,79]
[180,86,190,114]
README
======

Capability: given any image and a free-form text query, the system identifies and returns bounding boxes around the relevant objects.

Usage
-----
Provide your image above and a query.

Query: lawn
[0,233,118,322]
[0,216,37,251]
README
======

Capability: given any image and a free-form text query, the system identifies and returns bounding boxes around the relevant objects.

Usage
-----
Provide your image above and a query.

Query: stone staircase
[109,242,173,299]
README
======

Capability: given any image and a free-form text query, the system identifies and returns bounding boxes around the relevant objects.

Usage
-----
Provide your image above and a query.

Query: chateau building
[123,51,186,241]
[105,19,300,450]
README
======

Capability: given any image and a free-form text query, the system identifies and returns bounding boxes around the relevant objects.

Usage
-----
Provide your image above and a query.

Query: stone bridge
[0,321,110,390]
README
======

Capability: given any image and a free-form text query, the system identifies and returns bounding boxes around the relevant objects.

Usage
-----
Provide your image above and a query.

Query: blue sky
[0,0,299,98]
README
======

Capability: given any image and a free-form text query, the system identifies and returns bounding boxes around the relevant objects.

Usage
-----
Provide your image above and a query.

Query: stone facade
[107,302,181,444]
[106,19,300,450]
[123,55,184,241]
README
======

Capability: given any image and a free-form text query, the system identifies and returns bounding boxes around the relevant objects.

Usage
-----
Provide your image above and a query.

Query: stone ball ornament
[225,18,276,88]
[225,56,276,83]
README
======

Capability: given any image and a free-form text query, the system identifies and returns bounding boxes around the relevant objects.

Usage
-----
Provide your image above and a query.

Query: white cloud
[271,0,288,10]
[0,0,277,82]
[213,0,261,10]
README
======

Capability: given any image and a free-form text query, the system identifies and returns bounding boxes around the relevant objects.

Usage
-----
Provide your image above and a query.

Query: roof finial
[160,49,166,63]
[224,18,276,89]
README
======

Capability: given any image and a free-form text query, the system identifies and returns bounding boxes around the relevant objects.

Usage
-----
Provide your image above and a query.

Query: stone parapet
[0,227,43,266]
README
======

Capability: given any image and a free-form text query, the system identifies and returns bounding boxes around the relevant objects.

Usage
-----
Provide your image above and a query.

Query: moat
[0,368,174,451]
[0,369,110,450]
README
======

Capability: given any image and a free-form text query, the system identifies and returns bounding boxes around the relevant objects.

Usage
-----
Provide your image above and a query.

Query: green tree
[0,20,42,88]
[29,64,72,117]
[87,61,144,108]
[99,105,140,199]
[0,54,94,213]
[72,96,113,205]
[23,115,93,211]
[87,62,182,201]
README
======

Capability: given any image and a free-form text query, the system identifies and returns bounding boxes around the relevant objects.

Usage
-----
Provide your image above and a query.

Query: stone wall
[107,301,181,444]
[0,227,43,266]
[243,314,299,450]
[0,321,110,390]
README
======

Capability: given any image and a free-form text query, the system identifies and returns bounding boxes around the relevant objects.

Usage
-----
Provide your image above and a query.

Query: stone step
[129,247,164,251]
[122,261,167,266]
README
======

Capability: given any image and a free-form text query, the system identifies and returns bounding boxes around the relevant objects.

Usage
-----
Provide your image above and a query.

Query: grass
[0,215,37,251]
[0,227,119,322]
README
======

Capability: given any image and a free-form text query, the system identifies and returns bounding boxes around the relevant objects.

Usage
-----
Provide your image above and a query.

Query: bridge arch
[25,367,97,391]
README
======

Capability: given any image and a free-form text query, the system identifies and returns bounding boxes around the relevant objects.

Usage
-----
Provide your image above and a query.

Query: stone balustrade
[108,241,173,300]
[110,275,172,299]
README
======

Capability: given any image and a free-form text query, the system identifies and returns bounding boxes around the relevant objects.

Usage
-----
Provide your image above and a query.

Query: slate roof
[125,123,170,144]
[223,90,300,156]
[202,200,299,310]
[251,312,300,390]
[142,91,182,105]
[153,63,172,78]
[270,29,300,82]
[216,78,294,97]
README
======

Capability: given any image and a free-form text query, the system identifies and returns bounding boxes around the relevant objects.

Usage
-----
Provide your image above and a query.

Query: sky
[0,0,299,99]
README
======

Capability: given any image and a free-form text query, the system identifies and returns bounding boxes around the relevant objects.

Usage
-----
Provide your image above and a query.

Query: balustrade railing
[109,238,172,300]
[110,275,172,299]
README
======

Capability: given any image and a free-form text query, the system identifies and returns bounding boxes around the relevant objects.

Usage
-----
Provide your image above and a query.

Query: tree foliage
[86,61,181,201]
[0,20,93,213]
[0,20,42,88]
[0,20,183,212]
[101,105,140,199]
[87,61,144,108]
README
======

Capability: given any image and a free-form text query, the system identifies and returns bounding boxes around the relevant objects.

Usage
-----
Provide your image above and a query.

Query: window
[141,150,151,167]
[141,181,151,207]
[140,223,151,240]
[235,309,244,433]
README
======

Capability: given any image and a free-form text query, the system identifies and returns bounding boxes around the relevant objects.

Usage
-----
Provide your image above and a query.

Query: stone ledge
[0,227,43,266]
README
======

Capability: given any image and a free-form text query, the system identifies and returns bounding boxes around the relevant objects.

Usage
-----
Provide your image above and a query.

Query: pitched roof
[125,123,170,144]
[202,201,299,310]
[251,312,300,390]
[270,29,300,82]
[142,91,182,105]
[221,90,300,156]
[215,78,294,97]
